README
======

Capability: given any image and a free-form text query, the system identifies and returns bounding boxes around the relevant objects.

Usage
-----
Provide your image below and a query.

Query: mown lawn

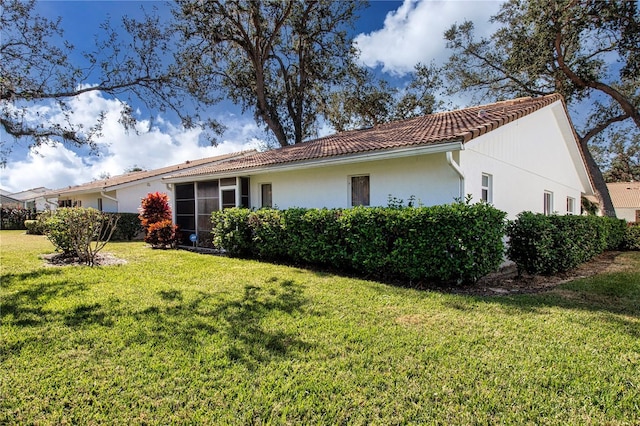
[1,230,639,424]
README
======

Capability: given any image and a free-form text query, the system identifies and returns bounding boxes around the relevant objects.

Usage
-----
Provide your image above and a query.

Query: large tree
[324,61,442,132]
[0,0,219,163]
[173,0,364,147]
[443,0,640,216]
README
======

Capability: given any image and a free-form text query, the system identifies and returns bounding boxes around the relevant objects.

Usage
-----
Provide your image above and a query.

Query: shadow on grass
[131,277,314,369]
[1,271,87,327]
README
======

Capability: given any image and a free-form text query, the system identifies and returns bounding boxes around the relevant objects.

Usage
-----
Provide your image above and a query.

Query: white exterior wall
[116,180,169,213]
[248,153,460,209]
[461,102,589,219]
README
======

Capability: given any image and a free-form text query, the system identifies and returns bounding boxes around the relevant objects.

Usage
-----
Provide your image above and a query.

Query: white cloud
[355,0,504,75]
[1,92,264,193]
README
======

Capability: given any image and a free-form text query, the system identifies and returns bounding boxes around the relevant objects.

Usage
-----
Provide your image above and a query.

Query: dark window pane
[175,183,194,200]
[176,215,195,230]
[351,176,370,206]
[176,200,195,215]
[261,184,272,208]
[222,189,236,209]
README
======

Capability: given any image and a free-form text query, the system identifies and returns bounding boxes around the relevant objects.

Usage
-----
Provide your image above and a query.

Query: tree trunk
[579,137,617,217]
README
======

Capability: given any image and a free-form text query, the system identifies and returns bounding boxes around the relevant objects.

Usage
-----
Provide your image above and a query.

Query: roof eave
[163,140,464,183]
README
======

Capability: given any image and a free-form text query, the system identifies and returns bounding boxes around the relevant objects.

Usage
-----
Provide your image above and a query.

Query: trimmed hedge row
[1,208,37,230]
[212,202,507,284]
[506,212,627,275]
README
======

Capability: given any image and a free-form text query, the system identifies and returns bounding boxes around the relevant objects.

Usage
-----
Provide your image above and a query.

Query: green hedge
[212,201,507,285]
[506,213,626,275]
[106,213,144,241]
[624,223,640,250]
[1,208,37,230]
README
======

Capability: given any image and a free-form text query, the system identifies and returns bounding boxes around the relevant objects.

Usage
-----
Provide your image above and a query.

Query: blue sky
[1,0,504,193]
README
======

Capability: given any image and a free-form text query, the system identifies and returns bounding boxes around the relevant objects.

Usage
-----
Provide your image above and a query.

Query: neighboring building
[163,93,594,242]
[9,187,54,211]
[0,192,22,209]
[47,151,255,213]
[607,182,640,222]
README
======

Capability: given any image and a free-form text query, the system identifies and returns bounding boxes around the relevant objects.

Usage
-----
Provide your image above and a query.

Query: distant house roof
[0,193,21,207]
[166,94,565,180]
[607,182,640,208]
[50,151,255,197]
[9,187,50,201]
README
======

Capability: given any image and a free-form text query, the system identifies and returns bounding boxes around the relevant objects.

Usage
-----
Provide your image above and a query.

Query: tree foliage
[0,0,220,163]
[173,0,364,147]
[442,0,640,216]
[324,61,442,132]
[591,124,640,182]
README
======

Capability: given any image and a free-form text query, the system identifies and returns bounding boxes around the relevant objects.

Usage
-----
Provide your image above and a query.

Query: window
[222,189,236,209]
[97,198,103,211]
[351,175,370,207]
[544,191,554,215]
[240,177,250,208]
[261,184,272,208]
[566,197,575,215]
[481,173,493,203]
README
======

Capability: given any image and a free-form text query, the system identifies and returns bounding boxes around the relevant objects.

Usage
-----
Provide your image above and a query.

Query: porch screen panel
[175,183,195,244]
[196,180,219,246]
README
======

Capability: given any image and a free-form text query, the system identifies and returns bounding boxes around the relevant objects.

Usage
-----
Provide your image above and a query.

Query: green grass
[1,230,639,424]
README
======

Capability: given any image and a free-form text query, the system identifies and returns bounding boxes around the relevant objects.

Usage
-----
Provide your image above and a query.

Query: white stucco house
[47,151,255,213]
[607,182,640,222]
[163,93,594,243]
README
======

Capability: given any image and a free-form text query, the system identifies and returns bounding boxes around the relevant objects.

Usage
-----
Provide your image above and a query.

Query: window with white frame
[351,175,370,207]
[481,173,493,203]
[566,196,575,215]
[544,191,554,215]
[97,198,103,211]
[261,183,272,208]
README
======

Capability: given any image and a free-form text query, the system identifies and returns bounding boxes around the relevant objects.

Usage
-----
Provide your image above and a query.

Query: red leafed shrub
[145,220,178,249]
[139,192,178,248]
[139,192,172,228]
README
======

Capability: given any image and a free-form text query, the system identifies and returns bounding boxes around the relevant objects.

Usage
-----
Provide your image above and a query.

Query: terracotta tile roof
[607,182,640,208]
[169,94,564,178]
[51,151,255,196]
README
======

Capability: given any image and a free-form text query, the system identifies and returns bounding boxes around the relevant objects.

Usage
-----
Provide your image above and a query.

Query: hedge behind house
[506,213,626,275]
[211,201,507,285]
[0,208,37,230]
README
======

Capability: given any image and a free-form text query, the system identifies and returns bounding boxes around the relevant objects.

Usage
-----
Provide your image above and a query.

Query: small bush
[139,192,178,248]
[43,208,76,255]
[41,207,118,265]
[145,220,178,249]
[139,192,172,227]
[24,220,41,235]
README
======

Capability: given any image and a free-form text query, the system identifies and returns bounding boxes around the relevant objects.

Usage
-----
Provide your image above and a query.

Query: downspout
[100,191,119,212]
[446,151,465,200]
[44,196,58,210]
